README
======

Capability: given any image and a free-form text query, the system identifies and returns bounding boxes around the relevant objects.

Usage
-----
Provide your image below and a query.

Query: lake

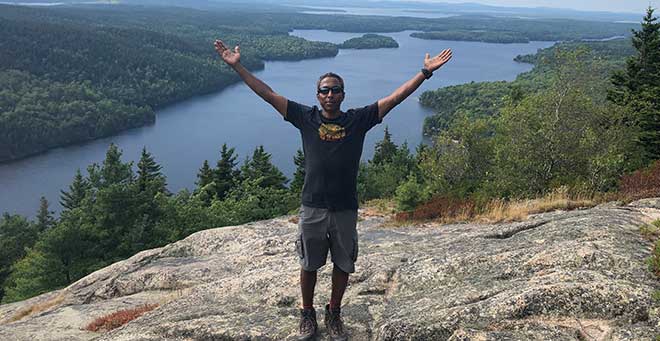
[0,30,553,217]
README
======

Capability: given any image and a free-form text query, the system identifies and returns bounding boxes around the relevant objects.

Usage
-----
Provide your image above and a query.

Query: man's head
[316,72,345,114]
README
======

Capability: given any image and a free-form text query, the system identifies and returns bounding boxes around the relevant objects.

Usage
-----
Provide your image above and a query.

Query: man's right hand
[214,39,240,66]
[213,38,288,117]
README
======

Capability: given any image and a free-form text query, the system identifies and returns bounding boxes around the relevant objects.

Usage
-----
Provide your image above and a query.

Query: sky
[408,0,658,13]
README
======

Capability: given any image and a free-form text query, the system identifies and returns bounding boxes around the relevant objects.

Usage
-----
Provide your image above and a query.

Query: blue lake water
[0,30,553,217]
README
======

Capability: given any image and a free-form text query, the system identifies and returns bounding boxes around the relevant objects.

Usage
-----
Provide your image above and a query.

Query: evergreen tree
[392,142,417,175]
[214,144,241,200]
[372,126,398,165]
[81,145,140,261]
[35,196,55,233]
[137,147,167,193]
[196,160,214,189]
[609,7,660,162]
[101,143,133,186]
[241,145,288,189]
[415,142,429,165]
[195,160,216,205]
[3,215,88,304]
[60,169,89,210]
[86,163,102,189]
[135,147,168,249]
[290,149,306,194]
[2,247,68,304]
[0,214,38,303]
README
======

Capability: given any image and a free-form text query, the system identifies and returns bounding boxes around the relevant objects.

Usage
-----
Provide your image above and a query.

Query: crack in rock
[484,221,549,239]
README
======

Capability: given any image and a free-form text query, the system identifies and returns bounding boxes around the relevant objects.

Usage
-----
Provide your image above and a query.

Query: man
[214,38,451,340]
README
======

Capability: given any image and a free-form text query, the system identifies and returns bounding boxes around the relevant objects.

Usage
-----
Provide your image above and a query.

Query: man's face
[316,77,344,113]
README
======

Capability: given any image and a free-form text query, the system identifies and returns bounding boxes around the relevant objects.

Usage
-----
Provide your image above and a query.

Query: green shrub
[648,239,660,277]
[395,174,430,212]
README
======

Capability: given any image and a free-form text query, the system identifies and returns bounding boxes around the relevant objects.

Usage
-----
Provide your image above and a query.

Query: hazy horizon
[393,0,658,14]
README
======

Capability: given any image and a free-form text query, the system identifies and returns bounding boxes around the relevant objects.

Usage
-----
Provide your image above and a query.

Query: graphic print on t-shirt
[318,123,346,142]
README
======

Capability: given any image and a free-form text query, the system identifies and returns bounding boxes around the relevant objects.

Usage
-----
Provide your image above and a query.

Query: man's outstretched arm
[214,39,288,117]
[377,49,452,120]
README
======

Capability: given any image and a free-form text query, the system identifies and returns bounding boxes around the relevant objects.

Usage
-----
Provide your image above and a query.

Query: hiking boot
[298,307,318,341]
[324,304,348,341]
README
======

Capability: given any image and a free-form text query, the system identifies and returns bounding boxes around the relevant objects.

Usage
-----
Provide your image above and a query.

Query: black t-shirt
[285,100,382,211]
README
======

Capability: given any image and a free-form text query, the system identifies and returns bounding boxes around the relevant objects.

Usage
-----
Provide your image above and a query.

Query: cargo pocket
[296,235,305,259]
[351,236,358,262]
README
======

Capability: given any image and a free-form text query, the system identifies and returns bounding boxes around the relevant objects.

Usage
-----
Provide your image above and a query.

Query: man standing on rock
[214,38,452,340]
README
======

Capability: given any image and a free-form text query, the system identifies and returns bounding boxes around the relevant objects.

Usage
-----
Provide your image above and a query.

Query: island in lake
[338,33,399,49]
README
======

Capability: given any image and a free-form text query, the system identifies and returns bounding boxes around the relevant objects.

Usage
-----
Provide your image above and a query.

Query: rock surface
[1,199,660,340]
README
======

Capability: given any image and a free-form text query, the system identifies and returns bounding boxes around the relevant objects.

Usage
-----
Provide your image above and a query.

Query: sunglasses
[317,86,344,95]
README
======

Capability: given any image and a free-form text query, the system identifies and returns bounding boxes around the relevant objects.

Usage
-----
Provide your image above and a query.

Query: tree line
[411,31,529,44]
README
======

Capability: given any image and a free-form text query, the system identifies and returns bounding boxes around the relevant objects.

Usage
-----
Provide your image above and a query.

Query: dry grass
[477,189,600,223]
[392,187,603,225]
[476,199,529,223]
[362,198,397,217]
[7,293,65,323]
[85,303,159,332]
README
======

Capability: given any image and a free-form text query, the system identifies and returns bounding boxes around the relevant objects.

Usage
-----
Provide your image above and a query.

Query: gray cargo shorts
[295,205,359,273]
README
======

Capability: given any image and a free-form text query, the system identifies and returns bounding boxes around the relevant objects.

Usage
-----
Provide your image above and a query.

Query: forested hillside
[0,4,637,162]
[0,4,337,162]
[421,38,636,136]
[414,29,659,201]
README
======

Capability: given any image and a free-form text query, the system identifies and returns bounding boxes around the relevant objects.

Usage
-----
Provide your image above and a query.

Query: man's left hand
[424,48,453,72]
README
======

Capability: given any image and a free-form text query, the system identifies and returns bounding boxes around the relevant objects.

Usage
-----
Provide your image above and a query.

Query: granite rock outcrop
[1,199,659,340]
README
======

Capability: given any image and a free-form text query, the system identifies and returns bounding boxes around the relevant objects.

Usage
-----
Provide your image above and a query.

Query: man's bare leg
[300,269,317,308]
[299,269,318,340]
[330,265,349,308]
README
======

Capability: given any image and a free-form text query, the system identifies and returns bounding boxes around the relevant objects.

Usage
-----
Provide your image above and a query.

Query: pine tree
[35,196,55,233]
[290,149,305,193]
[372,126,398,165]
[0,214,38,303]
[415,142,429,164]
[214,144,241,200]
[60,169,89,210]
[101,143,133,186]
[392,141,416,173]
[241,145,288,189]
[196,160,214,189]
[137,147,166,193]
[609,7,660,162]
[195,160,216,205]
